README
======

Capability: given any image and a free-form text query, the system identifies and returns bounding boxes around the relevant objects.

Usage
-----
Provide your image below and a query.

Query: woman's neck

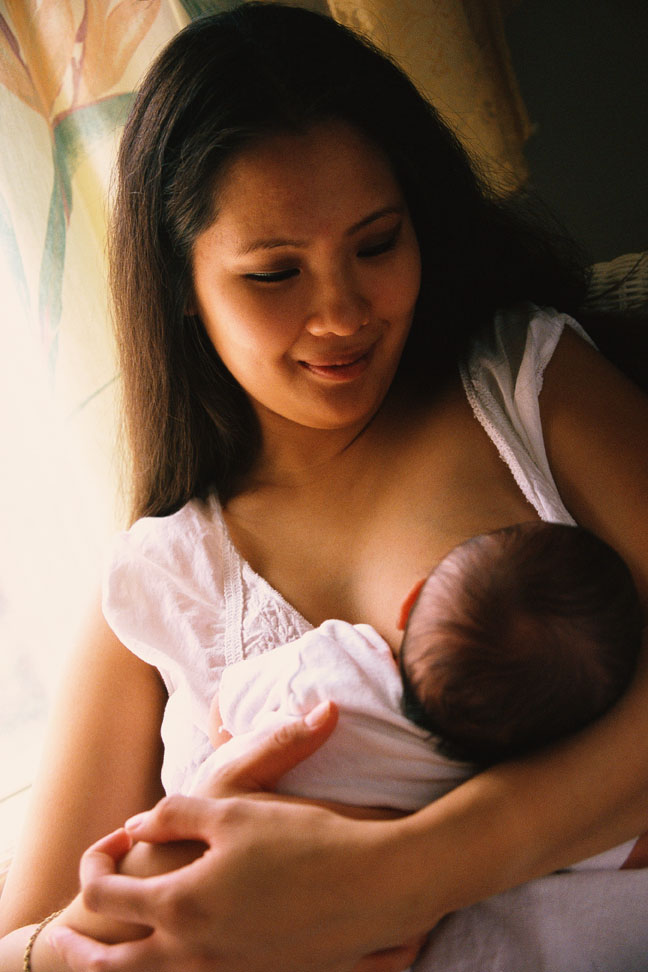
[245,402,396,491]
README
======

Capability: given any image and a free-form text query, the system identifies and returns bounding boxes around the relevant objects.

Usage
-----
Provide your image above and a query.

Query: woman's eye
[244,268,299,283]
[358,231,399,259]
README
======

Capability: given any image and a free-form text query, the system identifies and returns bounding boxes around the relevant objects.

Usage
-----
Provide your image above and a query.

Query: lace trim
[209,495,312,666]
[459,359,547,517]
[222,522,244,666]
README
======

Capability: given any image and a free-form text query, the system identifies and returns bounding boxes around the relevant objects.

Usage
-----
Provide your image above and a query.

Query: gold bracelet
[23,909,64,972]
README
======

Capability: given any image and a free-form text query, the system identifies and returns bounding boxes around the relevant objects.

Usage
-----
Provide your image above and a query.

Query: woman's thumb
[219,700,339,792]
[124,701,339,841]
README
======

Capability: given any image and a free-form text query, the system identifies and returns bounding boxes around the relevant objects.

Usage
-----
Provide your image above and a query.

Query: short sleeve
[460,304,594,523]
[102,498,228,694]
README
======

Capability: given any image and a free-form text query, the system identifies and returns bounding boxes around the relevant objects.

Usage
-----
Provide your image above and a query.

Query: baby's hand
[207,696,232,749]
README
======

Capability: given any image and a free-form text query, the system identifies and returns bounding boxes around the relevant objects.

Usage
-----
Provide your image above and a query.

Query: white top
[102,303,586,796]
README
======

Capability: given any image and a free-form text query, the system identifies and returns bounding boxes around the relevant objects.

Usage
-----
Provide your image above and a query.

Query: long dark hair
[110,2,587,520]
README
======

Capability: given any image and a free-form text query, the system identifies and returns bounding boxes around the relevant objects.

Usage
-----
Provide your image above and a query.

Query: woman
[1,5,647,971]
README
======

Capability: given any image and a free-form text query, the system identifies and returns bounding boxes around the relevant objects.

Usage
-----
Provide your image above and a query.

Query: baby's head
[399,522,643,766]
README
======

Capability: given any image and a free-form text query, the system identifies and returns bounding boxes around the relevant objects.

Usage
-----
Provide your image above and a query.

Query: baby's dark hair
[400,522,643,766]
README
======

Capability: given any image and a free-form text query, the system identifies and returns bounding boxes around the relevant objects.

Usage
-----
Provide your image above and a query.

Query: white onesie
[190,619,468,809]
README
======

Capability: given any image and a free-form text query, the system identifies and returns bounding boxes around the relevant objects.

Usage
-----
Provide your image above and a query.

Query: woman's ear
[397,578,426,631]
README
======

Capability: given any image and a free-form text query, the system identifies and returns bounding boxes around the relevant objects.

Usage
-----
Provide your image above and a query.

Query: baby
[399,520,642,766]
[196,522,645,869]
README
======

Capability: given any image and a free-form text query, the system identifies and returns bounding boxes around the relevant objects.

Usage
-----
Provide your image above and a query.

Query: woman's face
[191,121,421,439]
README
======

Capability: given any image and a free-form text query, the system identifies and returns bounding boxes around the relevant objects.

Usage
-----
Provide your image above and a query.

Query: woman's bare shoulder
[540,325,648,602]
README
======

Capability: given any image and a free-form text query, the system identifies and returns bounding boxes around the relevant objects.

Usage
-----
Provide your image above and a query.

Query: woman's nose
[304,274,370,337]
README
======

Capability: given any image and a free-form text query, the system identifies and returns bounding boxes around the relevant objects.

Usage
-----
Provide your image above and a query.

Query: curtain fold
[0,2,189,540]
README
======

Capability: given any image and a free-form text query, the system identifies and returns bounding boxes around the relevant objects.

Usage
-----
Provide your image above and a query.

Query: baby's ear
[397,578,426,631]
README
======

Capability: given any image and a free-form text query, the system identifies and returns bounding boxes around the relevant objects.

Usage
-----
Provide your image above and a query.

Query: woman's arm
[47,331,648,972]
[400,328,648,909]
[0,597,167,941]
[540,324,648,604]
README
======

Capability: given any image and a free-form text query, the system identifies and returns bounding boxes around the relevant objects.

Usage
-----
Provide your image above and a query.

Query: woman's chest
[226,389,540,647]
[314,460,536,644]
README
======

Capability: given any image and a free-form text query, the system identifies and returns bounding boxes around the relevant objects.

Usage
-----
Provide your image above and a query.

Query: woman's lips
[298,348,373,382]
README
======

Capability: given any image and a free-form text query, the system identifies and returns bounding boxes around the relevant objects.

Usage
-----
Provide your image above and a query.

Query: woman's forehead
[209,121,404,239]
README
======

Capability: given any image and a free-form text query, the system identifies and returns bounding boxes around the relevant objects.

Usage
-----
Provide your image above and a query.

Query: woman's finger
[78,829,134,883]
[124,794,232,845]
[49,923,421,972]
[81,870,168,928]
[203,699,339,793]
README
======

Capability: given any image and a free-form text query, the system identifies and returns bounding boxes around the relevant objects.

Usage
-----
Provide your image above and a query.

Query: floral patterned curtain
[0,0,530,877]
[0,0,202,877]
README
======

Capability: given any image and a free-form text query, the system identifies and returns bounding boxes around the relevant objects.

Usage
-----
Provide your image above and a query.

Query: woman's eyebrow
[238,236,307,255]
[237,205,403,255]
[347,204,403,235]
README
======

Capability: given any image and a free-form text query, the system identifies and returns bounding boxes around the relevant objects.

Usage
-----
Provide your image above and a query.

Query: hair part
[400,523,643,766]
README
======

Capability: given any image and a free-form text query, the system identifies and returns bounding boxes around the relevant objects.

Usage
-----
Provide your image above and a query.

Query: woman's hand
[48,702,428,972]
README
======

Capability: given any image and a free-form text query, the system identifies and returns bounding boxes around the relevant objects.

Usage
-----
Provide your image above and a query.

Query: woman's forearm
[0,918,78,972]
[394,652,648,927]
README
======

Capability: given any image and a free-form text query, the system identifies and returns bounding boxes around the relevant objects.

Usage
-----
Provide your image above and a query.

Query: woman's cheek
[246,294,307,347]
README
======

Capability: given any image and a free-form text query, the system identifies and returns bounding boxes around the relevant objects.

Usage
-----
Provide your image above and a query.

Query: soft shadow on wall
[505,0,648,263]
